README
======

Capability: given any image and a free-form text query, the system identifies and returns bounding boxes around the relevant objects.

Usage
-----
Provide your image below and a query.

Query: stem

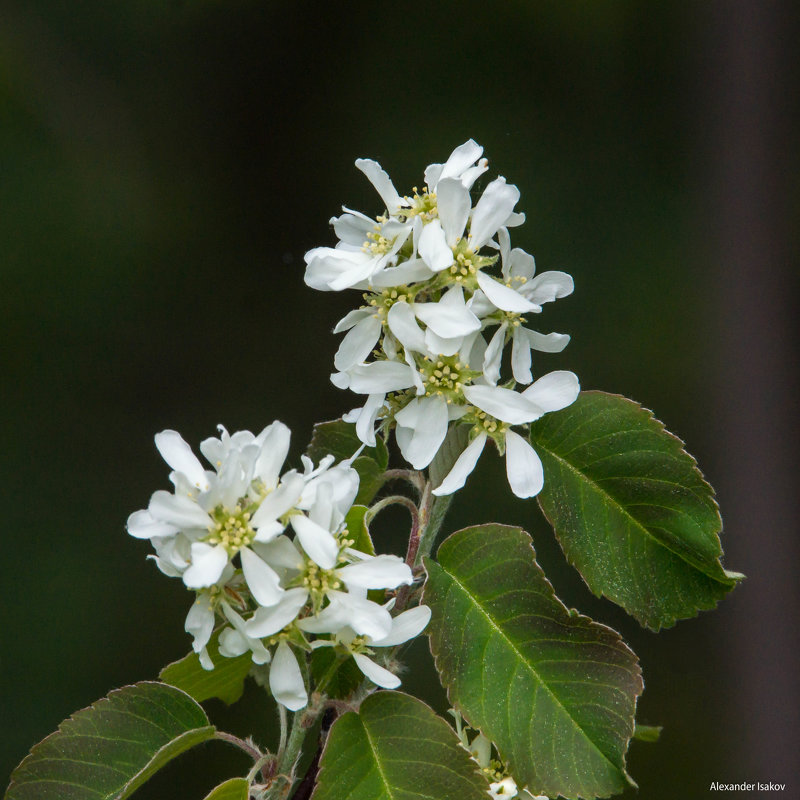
[367,494,419,529]
[381,468,425,494]
[265,701,326,799]
[277,704,288,760]
[415,490,452,566]
[405,482,431,568]
[396,482,451,610]
[213,730,263,761]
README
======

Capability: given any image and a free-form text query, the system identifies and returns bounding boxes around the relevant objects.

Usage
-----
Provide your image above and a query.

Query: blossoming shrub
[5,142,741,800]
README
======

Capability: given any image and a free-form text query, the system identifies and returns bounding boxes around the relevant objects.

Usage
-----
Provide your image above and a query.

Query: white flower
[304,140,493,293]
[307,139,578,500]
[127,423,304,607]
[312,604,432,689]
[466,732,548,800]
[433,371,580,498]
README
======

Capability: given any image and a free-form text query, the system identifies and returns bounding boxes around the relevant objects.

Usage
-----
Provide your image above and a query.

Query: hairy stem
[367,494,420,530]
[213,730,263,761]
[415,490,452,566]
[265,700,326,799]
[381,468,426,494]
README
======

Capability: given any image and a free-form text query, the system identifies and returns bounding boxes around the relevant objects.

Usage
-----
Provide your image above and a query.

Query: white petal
[295,597,353,634]
[482,325,506,386]
[220,602,272,663]
[126,509,178,540]
[304,248,375,292]
[463,384,545,425]
[414,286,481,338]
[436,139,484,185]
[467,288,496,318]
[353,653,400,689]
[241,547,284,606]
[355,393,385,447]
[270,641,308,711]
[327,591,393,639]
[337,555,413,590]
[300,463,359,519]
[525,270,574,304]
[470,733,492,767]
[370,605,432,647]
[290,513,339,569]
[505,430,544,498]
[218,627,249,658]
[460,159,489,190]
[251,471,305,535]
[253,421,291,489]
[155,430,209,490]
[424,328,464,358]
[355,158,403,212]
[183,542,229,588]
[245,588,309,638]
[333,307,372,334]
[489,777,519,799]
[184,595,215,653]
[387,302,427,354]
[436,178,471,246]
[432,432,487,496]
[343,361,416,394]
[461,330,488,371]
[251,535,304,572]
[198,647,214,671]
[526,329,571,353]
[334,315,382,371]
[418,219,453,271]
[423,162,444,190]
[477,271,540,313]
[509,247,536,280]
[394,396,449,470]
[331,211,373,245]
[149,490,212,531]
[521,370,580,412]
[328,256,381,292]
[469,177,520,249]
[368,258,435,287]
[511,326,533,384]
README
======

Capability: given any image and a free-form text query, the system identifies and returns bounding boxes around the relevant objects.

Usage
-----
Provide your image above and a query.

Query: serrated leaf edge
[5,681,215,800]
[310,691,490,800]
[532,390,741,630]
[423,525,643,800]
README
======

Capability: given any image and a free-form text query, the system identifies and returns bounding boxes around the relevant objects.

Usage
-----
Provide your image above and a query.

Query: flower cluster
[304,140,579,498]
[451,712,547,800]
[127,423,430,710]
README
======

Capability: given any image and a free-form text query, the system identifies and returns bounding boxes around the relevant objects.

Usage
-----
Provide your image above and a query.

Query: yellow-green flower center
[418,356,474,403]
[303,563,342,612]
[206,504,256,556]
[404,187,438,221]
[365,288,412,319]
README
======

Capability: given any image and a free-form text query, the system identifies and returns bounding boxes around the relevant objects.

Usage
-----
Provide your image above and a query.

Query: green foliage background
[1,1,797,796]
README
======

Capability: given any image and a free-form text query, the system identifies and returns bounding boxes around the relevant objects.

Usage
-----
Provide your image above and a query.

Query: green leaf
[529,391,742,630]
[429,423,470,489]
[344,504,375,556]
[5,682,215,800]
[306,419,390,505]
[201,778,249,800]
[160,626,251,705]
[424,525,643,800]
[633,724,663,743]
[311,692,490,800]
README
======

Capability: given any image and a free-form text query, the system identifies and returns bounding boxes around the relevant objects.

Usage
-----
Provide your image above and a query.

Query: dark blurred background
[2,2,798,797]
